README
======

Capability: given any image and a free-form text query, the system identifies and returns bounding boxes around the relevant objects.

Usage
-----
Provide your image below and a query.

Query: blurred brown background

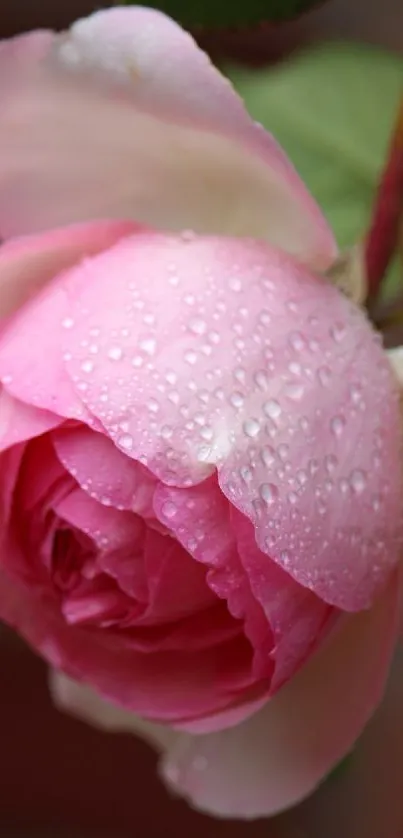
[1,2,402,837]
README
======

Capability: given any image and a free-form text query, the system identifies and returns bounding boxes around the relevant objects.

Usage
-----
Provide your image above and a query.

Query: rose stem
[365,95,403,304]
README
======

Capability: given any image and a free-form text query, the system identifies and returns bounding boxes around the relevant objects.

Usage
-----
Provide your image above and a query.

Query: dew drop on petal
[80,359,94,373]
[260,483,279,505]
[139,338,157,356]
[62,317,74,329]
[107,345,123,361]
[188,317,206,335]
[184,350,198,365]
[162,501,177,519]
[118,433,134,451]
[350,469,367,494]
[330,415,345,437]
[263,400,282,420]
[229,392,244,409]
[228,277,242,292]
[243,418,261,438]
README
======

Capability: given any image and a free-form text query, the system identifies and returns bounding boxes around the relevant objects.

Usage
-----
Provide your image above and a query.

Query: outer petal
[0,220,136,320]
[0,388,61,452]
[160,572,400,818]
[50,670,178,750]
[15,230,398,612]
[0,8,335,268]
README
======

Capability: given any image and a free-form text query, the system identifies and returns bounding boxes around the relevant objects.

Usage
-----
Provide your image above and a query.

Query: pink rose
[0,6,402,820]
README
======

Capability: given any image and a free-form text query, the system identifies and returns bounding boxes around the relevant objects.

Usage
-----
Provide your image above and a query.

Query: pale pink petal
[154,476,275,682]
[0,388,61,452]
[53,232,402,611]
[387,346,403,385]
[231,508,333,690]
[50,670,178,750]
[0,220,136,320]
[52,425,158,517]
[0,220,138,422]
[0,9,335,267]
[160,572,400,818]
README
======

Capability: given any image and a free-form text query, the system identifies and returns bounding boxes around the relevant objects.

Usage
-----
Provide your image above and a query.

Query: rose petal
[0,9,335,267]
[1,231,400,610]
[0,556,257,722]
[231,508,333,690]
[53,232,401,611]
[0,220,136,320]
[0,388,61,452]
[50,669,178,750]
[160,572,400,818]
[52,425,157,517]
[154,476,274,682]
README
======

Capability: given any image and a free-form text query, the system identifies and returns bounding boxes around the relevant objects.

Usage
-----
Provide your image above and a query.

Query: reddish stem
[365,97,403,302]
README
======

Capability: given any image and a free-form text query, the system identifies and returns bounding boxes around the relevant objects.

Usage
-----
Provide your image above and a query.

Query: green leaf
[122,0,323,27]
[228,44,403,299]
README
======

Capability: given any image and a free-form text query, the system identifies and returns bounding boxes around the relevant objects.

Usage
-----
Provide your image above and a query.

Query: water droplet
[339,478,350,494]
[259,310,271,326]
[288,491,298,505]
[162,500,177,519]
[234,367,246,385]
[208,331,220,345]
[309,458,319,476]
[200,426,214,442]
[372,494,381,512]
[263,400,282,420]
[330,416,345,437]
[261,446,276,467]
[285,382,305,401]
[350,469,367,494]
[289,331,305,352]
[325,454,338,473]
[160,425,173,440]
[331,322,346,343]
[139,337,156,356]
[80,359,94,373]
[184,294,195,306]
[62,316,74,329]
[168,390,180,405]
[296,469,308,486]
[184,350,197,365]
[278,443,289,462]
[349,383,363,404]
[147,398,159,413]
[107,345,123,361]
[260,483,279,505]
[240,466,253,483]
[228,277,242,292]
[118,433,134,451]
[254,371,268,390]
[243,418,261,438]
[317,366,331,387]
[288,361,302,376]
[229,392,244,409]
[280,550,291,565]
